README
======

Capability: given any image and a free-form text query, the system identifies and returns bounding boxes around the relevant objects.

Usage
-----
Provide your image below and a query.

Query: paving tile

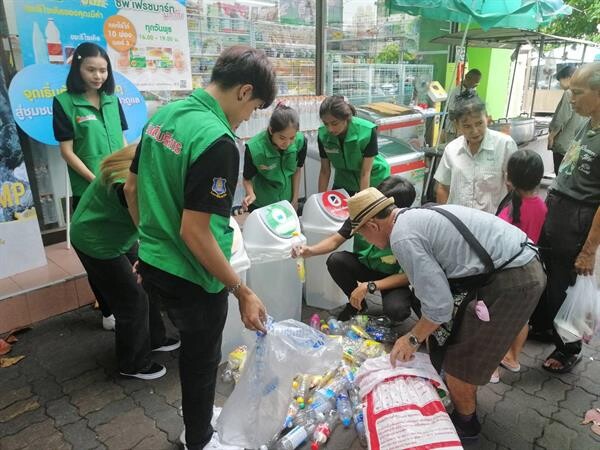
[0,385,32,410]
[0,294,31,333]
[70,381,126,416]
[132,388,181,442]
[11,260,69,291]
[536,420,579,450]
[95,407,168,450]
[87,397,137,429]
[0,418,71,450]
[27,281,79,324]
[534,377,571,403]
[0,398,40,423]
[61,418,100,450]
[47,397,81,427]
[0,276,21,300]
[32,376,64,403]
[559,386,597,417]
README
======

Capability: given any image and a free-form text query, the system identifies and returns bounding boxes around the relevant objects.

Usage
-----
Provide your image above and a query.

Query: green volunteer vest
[354,234,402,275]
[55,91,124,196]
[247,130,304,207]
[70,178,138,259]
[318,117,390,193]
[137,89,236,292]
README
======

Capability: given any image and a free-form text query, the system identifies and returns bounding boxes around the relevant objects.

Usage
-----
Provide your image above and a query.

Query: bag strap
[426,206,495,274]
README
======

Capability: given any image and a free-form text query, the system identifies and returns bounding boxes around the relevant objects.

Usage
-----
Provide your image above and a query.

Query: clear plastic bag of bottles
[217,318,342,449]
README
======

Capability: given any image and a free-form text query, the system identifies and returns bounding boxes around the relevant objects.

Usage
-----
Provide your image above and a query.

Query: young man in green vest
[124,46,276,450]
[293,176,419,322]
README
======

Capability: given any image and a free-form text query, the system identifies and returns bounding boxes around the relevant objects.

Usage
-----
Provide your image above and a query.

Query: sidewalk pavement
[0,304,599,450]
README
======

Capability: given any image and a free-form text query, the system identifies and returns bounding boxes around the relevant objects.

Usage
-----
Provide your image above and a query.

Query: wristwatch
[367,281,377,294]
[408,333,421,348]
[227,281,242,295]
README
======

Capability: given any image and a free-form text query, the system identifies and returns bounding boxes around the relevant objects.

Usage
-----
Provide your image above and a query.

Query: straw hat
[348,187,395,235]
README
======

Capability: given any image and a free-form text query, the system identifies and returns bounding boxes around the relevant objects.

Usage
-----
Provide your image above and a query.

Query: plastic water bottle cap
[311,442,319,450]
[342,418,352,427]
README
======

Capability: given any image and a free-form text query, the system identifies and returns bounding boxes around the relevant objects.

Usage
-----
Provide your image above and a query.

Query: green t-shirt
[554,120,600,204]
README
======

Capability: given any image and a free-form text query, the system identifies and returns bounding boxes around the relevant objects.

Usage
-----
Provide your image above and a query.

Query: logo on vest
[324,146,339,154]
[211,177,227,198]
[145,124,183,155]
[258,163,277,171]
[76,114,98,123]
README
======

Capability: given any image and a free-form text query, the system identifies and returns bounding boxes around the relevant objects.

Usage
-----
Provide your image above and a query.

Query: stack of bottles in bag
[221,314,396,449]
[235,96,327,139]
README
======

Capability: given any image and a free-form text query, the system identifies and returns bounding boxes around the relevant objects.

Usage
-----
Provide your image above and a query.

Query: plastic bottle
[350,388,367,447]
[291,231,305,282]
[275,422,315,450]
[296,374,309,409]
[284,400,300,428]
[309,313,321,330]
[32,22,48,64]
[310,410,338,450]
[336,390,353,427]
[45,18,64,64]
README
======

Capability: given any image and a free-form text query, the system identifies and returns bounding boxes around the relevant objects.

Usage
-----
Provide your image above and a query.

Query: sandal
[542,349,582,374]
[500,359,521,373]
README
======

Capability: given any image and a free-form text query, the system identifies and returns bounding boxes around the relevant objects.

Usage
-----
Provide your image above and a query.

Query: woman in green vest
[53,42,127,329]
[242,104,307,211]
[292,175,419,321]
[318,95,390,196]
[70,145,178,380]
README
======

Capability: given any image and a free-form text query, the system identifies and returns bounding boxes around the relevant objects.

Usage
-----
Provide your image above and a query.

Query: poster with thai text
[15,0,191,91]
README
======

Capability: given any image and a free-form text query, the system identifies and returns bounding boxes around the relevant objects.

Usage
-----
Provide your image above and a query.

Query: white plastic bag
[356,354,461,450]
[216,318,342,448]
[554,275,600,344]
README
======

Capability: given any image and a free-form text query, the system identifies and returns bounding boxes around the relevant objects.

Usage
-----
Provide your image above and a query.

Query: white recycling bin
[221,217,251,361]
[243,200,305,321]
[302,190,354,310]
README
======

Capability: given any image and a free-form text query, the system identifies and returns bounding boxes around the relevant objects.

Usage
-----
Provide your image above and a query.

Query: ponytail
[99,144,137,186]
[319,95,356,121]
[510,192,523,225]
[269,103,300,132]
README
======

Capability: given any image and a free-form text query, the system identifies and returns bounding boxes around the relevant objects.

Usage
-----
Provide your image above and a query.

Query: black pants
[326,251,416,321]
[552,152,564,176]
[142,278,228,450]
[74,247,166,373]
[532,192,597,356]
[72,196,113,318]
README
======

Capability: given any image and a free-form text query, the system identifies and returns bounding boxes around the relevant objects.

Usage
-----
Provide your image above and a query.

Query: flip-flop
[592,421,600,437]
[542,350,582,374]
[582,408,600,425]
[489,371,500,384]
[500,359,521,373]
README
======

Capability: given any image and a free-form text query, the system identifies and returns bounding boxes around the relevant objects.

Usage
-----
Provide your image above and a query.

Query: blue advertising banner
[8,64,147,145]
[15,0,191,91]
[0,65,47,278]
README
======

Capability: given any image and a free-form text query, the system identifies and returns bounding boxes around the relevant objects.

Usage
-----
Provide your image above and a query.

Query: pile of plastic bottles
[220,313,402,449]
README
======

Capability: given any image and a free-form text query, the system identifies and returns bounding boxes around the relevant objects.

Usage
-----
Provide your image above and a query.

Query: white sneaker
[180,406,225,448]
[102,314,116,331]
[202,432,243,449]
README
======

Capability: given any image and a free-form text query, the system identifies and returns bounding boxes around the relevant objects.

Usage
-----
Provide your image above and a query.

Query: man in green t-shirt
[531,62,600,374]
[124,46,276,450]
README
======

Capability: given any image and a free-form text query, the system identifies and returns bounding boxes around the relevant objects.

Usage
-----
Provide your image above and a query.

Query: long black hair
[505,149,544,225]
[66,43,115,94]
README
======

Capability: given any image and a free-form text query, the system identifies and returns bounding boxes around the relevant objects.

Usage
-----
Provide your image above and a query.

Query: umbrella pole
[505,44,520,118]
[436,16,471,147]
[529,35,545,117]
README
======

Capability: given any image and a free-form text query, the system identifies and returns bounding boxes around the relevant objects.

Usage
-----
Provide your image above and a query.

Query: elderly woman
[434,98,518,213]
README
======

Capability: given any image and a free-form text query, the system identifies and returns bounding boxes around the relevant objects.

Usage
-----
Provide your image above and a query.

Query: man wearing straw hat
[346,187,545,442]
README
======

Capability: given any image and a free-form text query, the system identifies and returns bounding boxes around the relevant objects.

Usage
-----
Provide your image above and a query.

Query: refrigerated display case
[356,103,426,148]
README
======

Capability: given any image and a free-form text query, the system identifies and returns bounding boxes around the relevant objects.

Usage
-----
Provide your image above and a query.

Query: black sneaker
[152,338,181,352]
[450,410,481,443]
[338,303,359,321]
[120,362,166,380]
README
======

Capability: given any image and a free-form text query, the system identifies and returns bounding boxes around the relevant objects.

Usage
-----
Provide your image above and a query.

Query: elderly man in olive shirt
[531,62,600,374]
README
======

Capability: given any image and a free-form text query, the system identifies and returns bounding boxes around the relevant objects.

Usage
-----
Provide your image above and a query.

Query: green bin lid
[259,202,298,238]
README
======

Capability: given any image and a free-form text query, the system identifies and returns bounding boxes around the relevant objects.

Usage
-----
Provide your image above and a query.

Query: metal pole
[315,0,326,96]
[436,16,471,146]
[581,44,588,64]
[505,44,520,118]
[529,35,544,118]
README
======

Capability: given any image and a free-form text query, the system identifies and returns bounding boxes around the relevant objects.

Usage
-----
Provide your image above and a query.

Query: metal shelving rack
[187,7,316,95]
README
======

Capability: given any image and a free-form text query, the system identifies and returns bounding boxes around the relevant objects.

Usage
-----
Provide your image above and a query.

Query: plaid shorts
[443,258,546,385]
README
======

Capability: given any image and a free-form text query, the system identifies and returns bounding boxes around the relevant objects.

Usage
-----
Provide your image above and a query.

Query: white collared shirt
[434,129,518,213]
